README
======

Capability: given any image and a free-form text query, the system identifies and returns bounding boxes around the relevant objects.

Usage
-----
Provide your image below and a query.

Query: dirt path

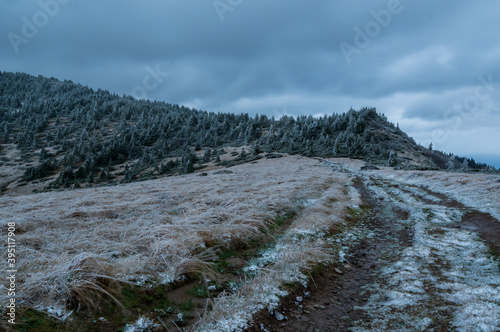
[248,173,500,331]
[247,177,413,331]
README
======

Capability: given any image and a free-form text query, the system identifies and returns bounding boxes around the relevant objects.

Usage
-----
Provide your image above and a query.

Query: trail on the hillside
[250,172,500,332]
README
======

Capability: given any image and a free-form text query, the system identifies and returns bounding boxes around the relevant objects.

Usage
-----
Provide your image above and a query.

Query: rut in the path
[353,178,500,331]
[250,175,500,332]
[248,176,412,331]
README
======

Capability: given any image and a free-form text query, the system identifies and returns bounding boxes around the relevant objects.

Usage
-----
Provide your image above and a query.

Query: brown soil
[248,178,500,331]
[416,186,500,255]
[247,178,413,331]
[418,186,467,209]
[460,211,500,256]
[246,237,395,331]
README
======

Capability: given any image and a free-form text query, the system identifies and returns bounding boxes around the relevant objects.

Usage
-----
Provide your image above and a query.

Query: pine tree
[185,161,195,173]
[203,148,211,162]
[39,148,48,162]
[462,159,469,170]
[446,156,456,170]
[253,143,262,155]
[387,151,398,166]
[240,148,247,159]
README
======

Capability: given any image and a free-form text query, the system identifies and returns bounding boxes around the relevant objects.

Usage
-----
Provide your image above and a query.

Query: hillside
[0,71,492,195]
[1,155,499,331]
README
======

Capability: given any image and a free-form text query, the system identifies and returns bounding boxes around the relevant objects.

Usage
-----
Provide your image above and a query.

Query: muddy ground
[247,176,500,331]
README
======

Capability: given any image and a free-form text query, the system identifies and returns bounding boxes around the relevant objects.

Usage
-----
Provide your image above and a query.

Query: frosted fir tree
[446,156,456,170]
[387,151,397,166]
[240,148,247,159]
[462,159,469,170]
[203,148,212,162]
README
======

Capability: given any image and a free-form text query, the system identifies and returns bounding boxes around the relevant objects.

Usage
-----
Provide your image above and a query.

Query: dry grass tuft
[20,253,121,313]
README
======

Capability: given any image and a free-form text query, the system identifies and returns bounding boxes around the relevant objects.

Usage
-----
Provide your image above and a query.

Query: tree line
[0,71,492,189]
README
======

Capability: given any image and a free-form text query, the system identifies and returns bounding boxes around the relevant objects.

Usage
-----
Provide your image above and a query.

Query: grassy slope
[2,156,498,331]
[0,155,355,330]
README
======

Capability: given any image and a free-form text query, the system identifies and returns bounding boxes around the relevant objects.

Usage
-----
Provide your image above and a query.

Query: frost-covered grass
[4,155,497,330]
[353,177,500,332]
[123,316,159,332]
[379,169,500,221]
[0,155,351,327]
[194,176,357,331]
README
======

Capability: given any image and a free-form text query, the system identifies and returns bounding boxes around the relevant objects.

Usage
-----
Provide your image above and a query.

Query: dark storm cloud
[1,0,499,161]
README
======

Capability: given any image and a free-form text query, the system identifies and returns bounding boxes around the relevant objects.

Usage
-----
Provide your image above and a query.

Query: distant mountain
[0,71,493,193]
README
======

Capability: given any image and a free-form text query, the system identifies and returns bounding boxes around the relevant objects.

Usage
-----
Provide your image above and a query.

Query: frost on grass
[124,316,159,332]
[194,269,299,331]
[197,234,331,331]
[380,169,500,221]
[34,304,73,322]
[352,178,500,332]
[195,167,355,331]
[0,156,351,322]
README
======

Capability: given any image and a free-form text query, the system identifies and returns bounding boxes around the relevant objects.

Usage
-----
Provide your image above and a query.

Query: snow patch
[124,316,159,332]
[34,304,73,322]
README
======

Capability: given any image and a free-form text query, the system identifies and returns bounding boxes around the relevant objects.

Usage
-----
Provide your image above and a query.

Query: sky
[1,0,499,167]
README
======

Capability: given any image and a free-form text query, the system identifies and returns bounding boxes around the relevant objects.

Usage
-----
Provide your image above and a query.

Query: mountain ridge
[0,71,494,194]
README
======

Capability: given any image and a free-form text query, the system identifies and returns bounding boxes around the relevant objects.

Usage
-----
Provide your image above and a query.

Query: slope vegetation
[1,72,492,195]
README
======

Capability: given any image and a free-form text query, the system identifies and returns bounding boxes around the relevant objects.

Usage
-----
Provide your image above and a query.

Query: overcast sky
[1,0,499,166]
